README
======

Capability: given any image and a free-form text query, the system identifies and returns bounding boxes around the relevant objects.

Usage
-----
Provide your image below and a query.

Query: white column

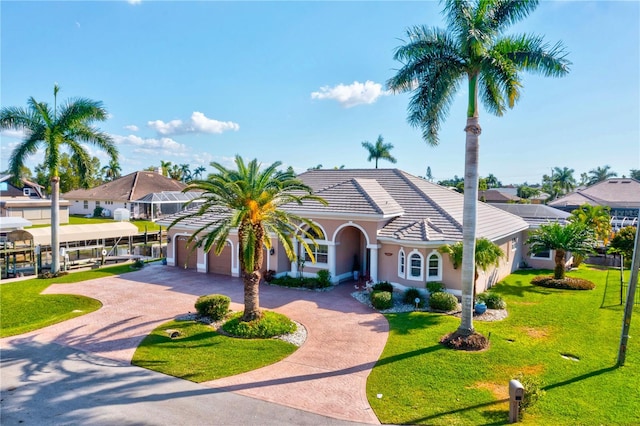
[368,244,379,283]
[328,243,337,283]
[291,243,298,276]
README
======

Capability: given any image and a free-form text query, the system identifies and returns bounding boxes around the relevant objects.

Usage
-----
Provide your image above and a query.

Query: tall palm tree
[387,0,570,336]
[192,165,206,180]
[526,222,595,280]
[179,163,192,183]
[169,155,327,322]
[361,135,397,168]
[568,203,612,244]
[630,169,640,180]
[160,160,172,177]
[0,84,117,274]
[551,166,576,194]
[102,159,122,182]
[439,237,504,301]
[587,165,617,186]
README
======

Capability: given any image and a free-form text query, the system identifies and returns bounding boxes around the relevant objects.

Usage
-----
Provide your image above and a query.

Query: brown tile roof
[63,171,186,201]
[479,189,521,202]
[549,178,640,209]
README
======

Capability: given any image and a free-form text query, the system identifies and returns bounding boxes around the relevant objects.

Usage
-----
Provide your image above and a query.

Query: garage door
[175,236,197,270]
[207,245,232,275]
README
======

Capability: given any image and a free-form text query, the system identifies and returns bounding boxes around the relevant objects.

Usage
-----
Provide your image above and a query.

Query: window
[83,200,89,209]
[398,249,406,277]
[532,249,551,259]
[425,250,442,281]
[303,244,328,264]
[23,188,31,196]
[96,201,101,207]
[408,252,423,281]
[511,237,518,251]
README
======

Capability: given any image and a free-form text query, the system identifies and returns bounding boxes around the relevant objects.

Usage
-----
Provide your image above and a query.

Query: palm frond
[496,34,571,77]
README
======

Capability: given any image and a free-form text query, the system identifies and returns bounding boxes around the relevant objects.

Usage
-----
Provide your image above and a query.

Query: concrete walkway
[0,264,388,424]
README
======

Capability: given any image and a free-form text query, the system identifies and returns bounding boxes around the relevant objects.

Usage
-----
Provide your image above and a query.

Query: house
[479,189,521,203]
[490,203,571,269]
[0,174,70,225]
[161,169,533,296]
[548,178,640,230]
[64,170,200,221]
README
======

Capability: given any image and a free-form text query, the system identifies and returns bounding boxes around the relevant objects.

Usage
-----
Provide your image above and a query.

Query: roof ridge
[352,178,385,215]
[129,171,140,201]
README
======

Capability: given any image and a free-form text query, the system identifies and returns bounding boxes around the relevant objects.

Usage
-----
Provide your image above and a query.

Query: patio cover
[9,222,139,245]
[0,217,33,232]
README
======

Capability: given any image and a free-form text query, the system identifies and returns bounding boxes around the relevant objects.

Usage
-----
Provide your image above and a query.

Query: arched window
[408,251,423,281]
[426,250,442,281]
[398,248,405,278]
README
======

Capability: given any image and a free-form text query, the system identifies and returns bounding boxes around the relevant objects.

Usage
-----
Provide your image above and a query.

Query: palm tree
[192,165,206,180]
[102,159,122,182]
[439,237,504,302]
[587,165,617,186]
[551,166,576,194]
[0,84,117,274]
[387,0,570,336]
[630,169,640,180]
[526,222,595,280]
[361,135,397,168]
[160,160,172,177]
[179,163,192,182]
[169,155,327,322]
[568,203,612,244]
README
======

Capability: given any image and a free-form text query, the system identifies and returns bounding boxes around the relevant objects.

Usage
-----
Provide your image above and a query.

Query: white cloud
[147,112,240,136]
[311,80,390,108]
[112,134,188,153]
[1,129,26,139]
[124,124,139,132]
[128,0,142,4]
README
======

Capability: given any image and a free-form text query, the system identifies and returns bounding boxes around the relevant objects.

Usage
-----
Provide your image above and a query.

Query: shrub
[370,291,393,310]
[476,292,506,309]
[403,288,424,307]
[263,270,276,282]
[531,275,595,290]
[269,274,330,289]
[426,281,445,293]
[514,373,545,413]
[222,311,296,338]
[194,294,231,321]
[372,281,394,293]
[316,269,332,288]
[132,258,145,269]
[93,206,104,218]
[429,292,458,312]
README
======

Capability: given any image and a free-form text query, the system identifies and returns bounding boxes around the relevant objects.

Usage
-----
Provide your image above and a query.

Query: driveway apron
[0,264,388,424]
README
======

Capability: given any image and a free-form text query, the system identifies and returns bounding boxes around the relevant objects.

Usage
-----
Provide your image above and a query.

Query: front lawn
[132,319,297,382]
[28,216,162,232]
[367,266,639,425]
[0,264,131,337]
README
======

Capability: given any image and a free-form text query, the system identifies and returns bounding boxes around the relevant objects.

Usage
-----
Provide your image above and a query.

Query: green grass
[367,266,639,425]
[27,216,161,232]
[132,319,298,382]
[0,264,132,337]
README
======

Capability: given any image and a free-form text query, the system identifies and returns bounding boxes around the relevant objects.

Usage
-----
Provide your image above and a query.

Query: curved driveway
[1,264,388,424]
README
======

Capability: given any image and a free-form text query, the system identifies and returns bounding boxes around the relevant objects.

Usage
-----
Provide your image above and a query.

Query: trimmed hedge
[371,291,393,310]
[531,275,595,290]
[222,311,296,338]
[476,292,506,310]
[372,281,394,293]
[426,281,445,293]
[195,294,231,321]
[403,288,424,307]
[429,292,458,312]
[269,274,331,289]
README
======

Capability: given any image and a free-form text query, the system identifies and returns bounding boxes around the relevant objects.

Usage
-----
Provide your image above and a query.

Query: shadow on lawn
[407,397,510,425]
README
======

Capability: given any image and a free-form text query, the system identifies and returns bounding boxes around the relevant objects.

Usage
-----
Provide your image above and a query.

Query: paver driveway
[1,264,388,424]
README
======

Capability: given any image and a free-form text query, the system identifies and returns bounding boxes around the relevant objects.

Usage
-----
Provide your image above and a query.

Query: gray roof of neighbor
[549,178,640,209]
[64,171,186,202]
[162,169,529,244]
[490,203,570,228]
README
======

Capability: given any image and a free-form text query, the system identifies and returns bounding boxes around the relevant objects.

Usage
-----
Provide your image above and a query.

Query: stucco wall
[68,198,125,217]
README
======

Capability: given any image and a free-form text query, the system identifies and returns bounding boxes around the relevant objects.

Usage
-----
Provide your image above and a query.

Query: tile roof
[479,189,520,202]
[490,203,570,228]
[549,178,640,209]
[63,171,186,202]
[162,169,528,244]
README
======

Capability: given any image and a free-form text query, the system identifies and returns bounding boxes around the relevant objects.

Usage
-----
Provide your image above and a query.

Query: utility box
[509,379,525,423]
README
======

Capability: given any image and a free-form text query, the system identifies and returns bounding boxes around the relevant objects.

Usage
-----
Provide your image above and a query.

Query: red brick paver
[2,265,388,424]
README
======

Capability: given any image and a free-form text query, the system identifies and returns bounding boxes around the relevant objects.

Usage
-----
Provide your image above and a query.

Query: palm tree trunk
[554,249,566,279]
[458,116,481,336]
[242,272,262,321]
[50,176,60,274]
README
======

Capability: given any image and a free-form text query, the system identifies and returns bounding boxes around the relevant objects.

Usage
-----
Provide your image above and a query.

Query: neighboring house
[490,203,571,269]
[479,189,520,203]
[549,178,640,230]
[64,171,199,221]
[0,174,69,225]
[161,169,531,296]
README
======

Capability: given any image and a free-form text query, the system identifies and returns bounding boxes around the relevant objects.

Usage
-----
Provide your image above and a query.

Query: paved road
[1,264,388,425]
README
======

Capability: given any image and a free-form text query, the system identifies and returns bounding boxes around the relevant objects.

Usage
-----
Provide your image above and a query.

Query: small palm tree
[552,166,577,194]
[179,164,192,182]
[192,166,206,180]
[587,165,617,186]
[0,84,117,274]
[361,135,397,168]
[439,238,504,301]
[568,203,612,244]
[101,159,122,182]
[526,222,595,280]
[169,155,327,322]
[388,0,570,337]
[160,160,172,177]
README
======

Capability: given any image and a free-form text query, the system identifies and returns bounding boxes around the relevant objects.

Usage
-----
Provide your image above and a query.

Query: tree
[517,185,540,199]
[630,169,640,180]
[568,203,612,244]
[426,166,433,181]
[192,165,206,180]
[361,135,397,168]
[160,160,172,177]
[552,166,577,194]
[102,159,122,182]
[387,0,570,337]
[168,164,183,181]
[439,237,504,301]
[485,174,501,189]
[609,226,637,268]
[1,84,117,274]
[587,165,617,186]
[526,222,595,280]
[169,155,327,322]
[179,164,192,182]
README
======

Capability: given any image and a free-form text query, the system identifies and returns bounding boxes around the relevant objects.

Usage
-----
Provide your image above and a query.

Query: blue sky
[1,1,639,185]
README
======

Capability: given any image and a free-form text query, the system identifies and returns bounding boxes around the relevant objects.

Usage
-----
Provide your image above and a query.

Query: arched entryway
[334,224,368,282]
[175,235,197,270]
